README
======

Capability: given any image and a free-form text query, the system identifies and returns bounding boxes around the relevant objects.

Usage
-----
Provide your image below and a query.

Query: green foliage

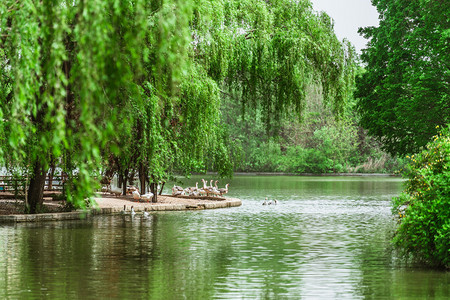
[222,84,401,174]
[193,0,357,132]
[356,0,450,156]
[393,126,450,268]
[1,0,359,211]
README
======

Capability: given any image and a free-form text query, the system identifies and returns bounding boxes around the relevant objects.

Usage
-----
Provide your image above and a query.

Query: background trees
[356,0,450,156]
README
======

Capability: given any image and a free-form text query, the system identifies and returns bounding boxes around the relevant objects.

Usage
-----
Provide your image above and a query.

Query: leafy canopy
[356,0,450,156]
[393,126,450,268]
[0,0,356,210]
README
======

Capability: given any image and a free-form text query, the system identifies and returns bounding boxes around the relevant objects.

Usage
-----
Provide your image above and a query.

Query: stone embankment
[0,195,242,223]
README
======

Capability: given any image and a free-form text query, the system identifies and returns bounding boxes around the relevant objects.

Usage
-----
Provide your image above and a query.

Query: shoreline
[0,195,242,223]
[200,172,400,177]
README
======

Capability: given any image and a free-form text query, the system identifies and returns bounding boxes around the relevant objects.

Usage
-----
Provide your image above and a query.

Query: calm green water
[0,176,448,299]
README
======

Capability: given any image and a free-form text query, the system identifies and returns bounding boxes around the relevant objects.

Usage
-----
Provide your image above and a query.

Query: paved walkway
[95,195,242,212]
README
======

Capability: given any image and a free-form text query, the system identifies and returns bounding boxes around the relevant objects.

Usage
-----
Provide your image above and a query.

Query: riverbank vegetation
[357,0,449,267]
[393,127,450,268]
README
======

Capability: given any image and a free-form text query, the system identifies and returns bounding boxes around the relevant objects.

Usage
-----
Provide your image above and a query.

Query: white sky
[309,0,380,53]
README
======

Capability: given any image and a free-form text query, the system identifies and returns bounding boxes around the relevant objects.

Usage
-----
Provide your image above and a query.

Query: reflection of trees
[5,214,237,298]
[354,215,450,299]
[16,220,97,299]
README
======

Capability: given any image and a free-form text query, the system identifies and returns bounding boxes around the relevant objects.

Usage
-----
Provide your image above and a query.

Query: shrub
[393,125,450,268]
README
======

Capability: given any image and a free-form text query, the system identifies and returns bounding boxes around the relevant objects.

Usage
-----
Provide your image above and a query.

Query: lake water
[0,176,449,299]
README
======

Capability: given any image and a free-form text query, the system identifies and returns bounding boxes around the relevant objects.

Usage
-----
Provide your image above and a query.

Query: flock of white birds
[101,185,154,201]
[172,179,229,197]
[100,178,229,200]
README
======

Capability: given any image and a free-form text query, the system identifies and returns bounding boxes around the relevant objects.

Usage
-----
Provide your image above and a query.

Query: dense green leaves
[194,0,356,131]
[357,0,450,267]
[393,126,450,268]
[356,0,450,156]
[1,0,357,212]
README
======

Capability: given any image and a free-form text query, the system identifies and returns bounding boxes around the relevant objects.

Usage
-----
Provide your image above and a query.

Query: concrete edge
[0,198,242,223]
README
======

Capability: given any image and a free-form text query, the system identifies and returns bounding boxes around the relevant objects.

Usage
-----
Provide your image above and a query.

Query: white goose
[219,183,229,196]
[130,206,136,216]
[132,190,141,200]
[109,187,122,197]
[200,179,209,196]
[141,192,154,202]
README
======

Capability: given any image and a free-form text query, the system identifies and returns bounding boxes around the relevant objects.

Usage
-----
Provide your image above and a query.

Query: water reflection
[0,176,449,299]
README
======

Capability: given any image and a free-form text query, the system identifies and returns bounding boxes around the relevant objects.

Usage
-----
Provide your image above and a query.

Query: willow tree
[192,0,356,133]
[99,1,230,199]
[1,0,355,212]
[0,0,230,210]
[0,0,197,211]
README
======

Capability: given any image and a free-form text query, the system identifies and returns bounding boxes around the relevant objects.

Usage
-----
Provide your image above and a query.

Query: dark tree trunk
[122,169,128,196]
[150,182,157,203]
[118,174,123,189]
[159,181,165,195]
[139,162,146,195]
[27,161,47,214]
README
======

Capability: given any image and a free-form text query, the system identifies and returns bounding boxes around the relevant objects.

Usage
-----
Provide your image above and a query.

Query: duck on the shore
[209,180,220,196]
[184,182,199,196]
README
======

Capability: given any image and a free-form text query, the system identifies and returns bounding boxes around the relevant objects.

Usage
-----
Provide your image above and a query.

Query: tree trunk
[139,162,146,195]
[118,174,123,189]
[122,169,128,196]
[27,161,47,214]
[159,182,165,195]
[150,182,157,203]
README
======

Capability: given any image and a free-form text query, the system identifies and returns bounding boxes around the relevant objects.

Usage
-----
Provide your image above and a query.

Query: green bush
[393,125,450,268]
